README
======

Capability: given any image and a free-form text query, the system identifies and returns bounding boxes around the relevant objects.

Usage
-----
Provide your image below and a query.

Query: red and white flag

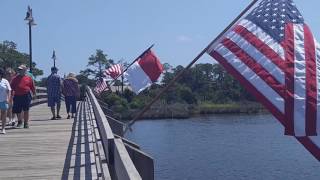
[105,64,123,79]
[125,49,163,94]
[206,0,320,160]
[94,78,108,94]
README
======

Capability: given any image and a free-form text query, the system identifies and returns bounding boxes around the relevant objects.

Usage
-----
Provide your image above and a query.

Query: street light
[24,6,36,73]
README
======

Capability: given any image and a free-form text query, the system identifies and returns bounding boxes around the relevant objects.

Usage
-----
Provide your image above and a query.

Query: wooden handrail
[86,87,143,180]
[30,86,48,106]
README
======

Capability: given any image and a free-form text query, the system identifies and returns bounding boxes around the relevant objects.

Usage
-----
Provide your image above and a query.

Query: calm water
[125,114,320,180]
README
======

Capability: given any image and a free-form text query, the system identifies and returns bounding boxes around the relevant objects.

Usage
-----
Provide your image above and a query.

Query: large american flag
[104,64,123,79]
[207,0,320,161]
[94,78,108,94]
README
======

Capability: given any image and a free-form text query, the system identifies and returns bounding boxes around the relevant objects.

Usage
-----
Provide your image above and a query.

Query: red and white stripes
[206,19,320,161]
[207,19,286,119]
[105,64,123,79]
[283,23,318,136]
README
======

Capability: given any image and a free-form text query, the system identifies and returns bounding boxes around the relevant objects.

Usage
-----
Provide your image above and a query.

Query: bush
[129,97,145,109]
[178,86,197,104]
[101,93,128,108]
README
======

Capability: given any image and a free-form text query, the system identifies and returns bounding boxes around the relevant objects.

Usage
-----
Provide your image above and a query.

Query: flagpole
[121,75,124,95]
[101,44,155,92]
[125,0,259,132]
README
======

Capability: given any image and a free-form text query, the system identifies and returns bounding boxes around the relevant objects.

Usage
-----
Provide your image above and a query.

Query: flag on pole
[125,49,163,94]
[206,0,320,160]
[105,64,123,79]
[94,78,108,94]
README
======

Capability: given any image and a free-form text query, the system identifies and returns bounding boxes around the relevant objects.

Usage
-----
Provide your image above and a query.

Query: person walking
[10,64,35,129]
[0,68,11,134]
[5,68,16,126]
[62,73,79,119]
[47,67,62,120]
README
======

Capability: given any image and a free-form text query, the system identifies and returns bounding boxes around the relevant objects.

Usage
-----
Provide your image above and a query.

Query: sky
[1,0,320,78]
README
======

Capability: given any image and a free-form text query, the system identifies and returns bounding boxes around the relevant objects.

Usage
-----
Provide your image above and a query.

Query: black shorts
[13,94,32,113]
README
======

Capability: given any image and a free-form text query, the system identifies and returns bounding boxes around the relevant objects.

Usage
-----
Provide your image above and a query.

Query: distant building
[109,85,132,92]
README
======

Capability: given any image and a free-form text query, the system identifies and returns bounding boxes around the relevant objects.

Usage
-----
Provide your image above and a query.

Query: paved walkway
[0,102,98,179]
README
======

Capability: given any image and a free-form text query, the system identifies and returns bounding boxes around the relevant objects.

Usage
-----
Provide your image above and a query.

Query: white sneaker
[0,130,5,134]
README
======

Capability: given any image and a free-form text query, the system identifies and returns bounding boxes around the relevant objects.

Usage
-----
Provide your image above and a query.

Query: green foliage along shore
[96,63,266,120]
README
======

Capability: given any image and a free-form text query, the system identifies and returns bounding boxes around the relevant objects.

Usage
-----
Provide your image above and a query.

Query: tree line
[75,49,262,119]
[0,41,262,119]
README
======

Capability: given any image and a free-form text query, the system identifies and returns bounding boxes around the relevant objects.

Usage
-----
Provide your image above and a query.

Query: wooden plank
[0,102,99,179]
[0,103,73,179]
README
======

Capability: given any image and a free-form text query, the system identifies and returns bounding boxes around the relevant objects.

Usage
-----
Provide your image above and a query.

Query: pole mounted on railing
[124,0,259,133]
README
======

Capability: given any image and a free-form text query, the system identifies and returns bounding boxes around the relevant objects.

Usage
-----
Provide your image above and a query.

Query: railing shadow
[61,102,80,179]
[61,101,94,179]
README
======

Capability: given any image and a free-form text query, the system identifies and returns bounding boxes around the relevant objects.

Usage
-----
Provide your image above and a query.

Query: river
[125,114,320,180]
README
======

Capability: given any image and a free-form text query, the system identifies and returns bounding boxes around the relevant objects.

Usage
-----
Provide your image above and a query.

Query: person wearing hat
[62,72,79,119]
[47,67,62,120]
[0,68,12,134]
[10,64,36,128]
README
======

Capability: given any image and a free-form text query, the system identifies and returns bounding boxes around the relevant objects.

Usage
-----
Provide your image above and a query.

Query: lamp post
[52,50,56,68]
[24,6,36,73]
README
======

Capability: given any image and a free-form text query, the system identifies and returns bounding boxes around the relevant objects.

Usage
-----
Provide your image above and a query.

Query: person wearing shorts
[5,68,16,126]
[0,68,11,134]
[10,65,36,129]
[47,67,62,120]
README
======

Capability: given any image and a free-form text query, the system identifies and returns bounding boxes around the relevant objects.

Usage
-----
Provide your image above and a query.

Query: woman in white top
[0,68,11,134]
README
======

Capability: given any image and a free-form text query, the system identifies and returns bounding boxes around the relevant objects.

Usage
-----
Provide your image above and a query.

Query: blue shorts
[48,95,61,107]
[0,101,9,110]
[13,94,32,113]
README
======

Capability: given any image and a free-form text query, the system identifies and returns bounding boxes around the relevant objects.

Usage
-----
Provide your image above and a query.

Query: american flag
[104,64,123,79]
[94,78,108,94]
[207,0,320,161]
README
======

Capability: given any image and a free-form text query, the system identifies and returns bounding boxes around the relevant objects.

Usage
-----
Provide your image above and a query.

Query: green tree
[0,41,43,77]
[80,49,114,79]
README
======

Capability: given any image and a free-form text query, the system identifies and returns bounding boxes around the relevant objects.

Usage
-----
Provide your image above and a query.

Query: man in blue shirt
[47,67,62,120]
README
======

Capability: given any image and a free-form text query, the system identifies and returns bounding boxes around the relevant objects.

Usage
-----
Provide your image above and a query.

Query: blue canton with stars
[246,0,304,42]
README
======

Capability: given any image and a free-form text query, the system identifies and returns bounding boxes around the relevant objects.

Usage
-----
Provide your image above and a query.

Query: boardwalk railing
[31,86,48,106]
[86,87,154,180]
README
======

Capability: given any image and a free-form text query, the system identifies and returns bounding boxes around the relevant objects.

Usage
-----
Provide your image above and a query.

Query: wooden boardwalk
[0,102,98,180]
[0,87,154,180]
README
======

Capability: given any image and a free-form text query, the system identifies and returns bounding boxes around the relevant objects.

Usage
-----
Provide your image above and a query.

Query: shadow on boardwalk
[62,101,97,179]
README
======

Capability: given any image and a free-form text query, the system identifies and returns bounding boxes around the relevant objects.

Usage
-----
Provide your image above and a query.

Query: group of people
[46,67,80,120]
[0,65,80,135]
[0,64,36,134]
